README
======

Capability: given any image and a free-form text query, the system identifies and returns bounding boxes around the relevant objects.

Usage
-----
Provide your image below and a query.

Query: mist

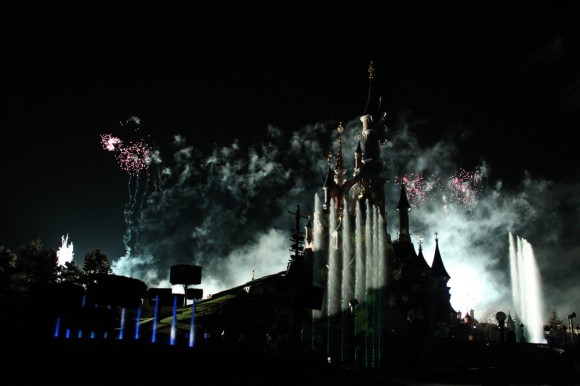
[109,114,580,323]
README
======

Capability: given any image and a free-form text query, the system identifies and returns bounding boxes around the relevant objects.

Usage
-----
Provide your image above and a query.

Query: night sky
[2,3,580,324]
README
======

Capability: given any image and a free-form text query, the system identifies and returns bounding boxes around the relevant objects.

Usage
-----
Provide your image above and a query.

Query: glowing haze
[98,114,578,323]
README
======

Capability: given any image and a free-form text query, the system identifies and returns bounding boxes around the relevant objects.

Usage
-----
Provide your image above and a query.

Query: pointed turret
[417,236,426,262]
[431,234,450,283]
[416,235,433,272]
[397,183,411,243]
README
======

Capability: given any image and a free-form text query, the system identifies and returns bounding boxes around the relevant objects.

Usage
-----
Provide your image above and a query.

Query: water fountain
[119,307,126,339]
[170,294,178,345]
[134,306,141,339]
[189,299,196,348]
[509,231,544,343]
[312,195,387,368]
[151,294,159,343]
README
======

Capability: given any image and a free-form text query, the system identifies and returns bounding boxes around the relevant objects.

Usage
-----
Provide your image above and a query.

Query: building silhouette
[186,62,457,367]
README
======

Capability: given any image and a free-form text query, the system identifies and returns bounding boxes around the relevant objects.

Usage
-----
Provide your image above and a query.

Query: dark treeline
[0,238,113,301]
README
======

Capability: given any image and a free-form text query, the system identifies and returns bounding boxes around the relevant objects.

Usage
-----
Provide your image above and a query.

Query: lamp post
[496,311,506,344]
[544,324,553,346]
[349,298,359,367]
[562,324,568,346]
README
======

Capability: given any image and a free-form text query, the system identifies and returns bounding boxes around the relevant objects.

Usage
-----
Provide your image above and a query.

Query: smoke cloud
[111,114,580,324]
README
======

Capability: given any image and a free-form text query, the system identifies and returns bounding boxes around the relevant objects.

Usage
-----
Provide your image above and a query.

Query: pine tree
[547,309,563,329]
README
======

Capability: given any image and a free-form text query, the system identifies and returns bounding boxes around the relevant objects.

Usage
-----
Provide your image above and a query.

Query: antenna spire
[363,60,375,115]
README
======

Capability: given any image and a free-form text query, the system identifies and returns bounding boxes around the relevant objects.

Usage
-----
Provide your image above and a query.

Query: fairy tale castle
[290,61,456,367]
[131,62,458,369]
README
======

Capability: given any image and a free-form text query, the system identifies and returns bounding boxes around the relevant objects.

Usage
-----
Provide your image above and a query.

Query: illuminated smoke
[111,125,330,296]
[105,115,579,320]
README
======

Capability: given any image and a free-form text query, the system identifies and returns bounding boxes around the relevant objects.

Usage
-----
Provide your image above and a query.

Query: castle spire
[431,233,450,283]
[363,60,375,115]
[334,122,346,186]
[397,183,411,243]
[417,235,425,260]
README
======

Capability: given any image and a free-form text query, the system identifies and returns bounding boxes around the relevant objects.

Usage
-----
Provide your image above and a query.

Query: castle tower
[310,61,455,367]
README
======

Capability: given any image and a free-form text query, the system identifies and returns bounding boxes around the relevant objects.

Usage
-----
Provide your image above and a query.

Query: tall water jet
[326,200,340,358]
[312,195,387,368]
[189,299,196,348]
[54,318,61,338]
[509,231,544,343]
[170,294,178,345]
[151,294,159,343]
[134,306,141,339]
[118,307,126,339]
[340,199,353,363]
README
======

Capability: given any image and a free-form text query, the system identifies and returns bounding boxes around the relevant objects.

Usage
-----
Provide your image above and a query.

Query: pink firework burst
[447,168,482,206]
[116,142,151,175]
[100,134,123,151]
[395,173,429,206]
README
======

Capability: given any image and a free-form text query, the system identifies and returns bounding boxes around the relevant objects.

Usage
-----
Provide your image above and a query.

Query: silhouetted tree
[0,245,19,299]
[34,249,59,283]
[544,309,564,346]
[0,245,17,273]
[59,260,83,284]
[17,239,58,284]
[16,238,42,279]
[547,309,563,327]
[82,249,113,277]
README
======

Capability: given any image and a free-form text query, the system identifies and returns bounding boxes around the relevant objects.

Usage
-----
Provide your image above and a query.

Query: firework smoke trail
[99,115,579,318]
[100,118,154,258]
[123,174,142,257]
[442,195,448,215]
[109,125,333,294]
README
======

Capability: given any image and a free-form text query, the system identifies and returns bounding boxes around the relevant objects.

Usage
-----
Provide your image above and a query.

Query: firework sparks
[395,173,443,207]
[100,134,123,151]
[447,168,482,206]
[395,173,428,206]
[100,117,152,175]
[116,142,151,175]
[395,168,483,212]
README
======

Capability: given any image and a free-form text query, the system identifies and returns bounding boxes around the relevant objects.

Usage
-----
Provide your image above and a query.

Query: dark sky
[2,3,580,327]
